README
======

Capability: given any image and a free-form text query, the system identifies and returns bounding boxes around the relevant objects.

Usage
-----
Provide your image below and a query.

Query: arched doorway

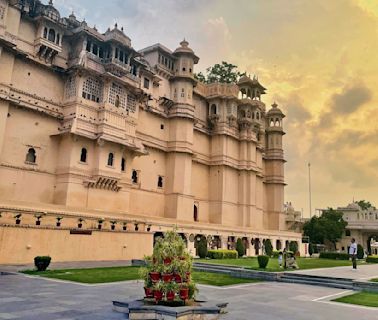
[228,236,236,250]
[254,238,260,255]
[276,240,282,251]
[242,237,249,255]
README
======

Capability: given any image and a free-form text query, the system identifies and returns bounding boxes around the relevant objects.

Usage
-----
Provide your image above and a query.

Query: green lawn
[198,257,362,272]
[333,292,378,307]
[192,271,260,286]
[22,267,259,286]
[371,278,378,282]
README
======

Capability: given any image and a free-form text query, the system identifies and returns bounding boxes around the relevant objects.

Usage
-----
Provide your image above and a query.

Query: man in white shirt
[349,238,358,270]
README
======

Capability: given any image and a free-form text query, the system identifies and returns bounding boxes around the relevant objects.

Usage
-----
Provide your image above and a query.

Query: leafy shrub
[272,250,281,258]
[207,249,238,259]
[197,237,208,259]
[236,238,245,257]
[357,244,364,259]
[257,255,269,269]
[319,252,349,260]
[34,256,51,271]
[289,241,298,254]
[366,255,378,263]
[264,239,273,257]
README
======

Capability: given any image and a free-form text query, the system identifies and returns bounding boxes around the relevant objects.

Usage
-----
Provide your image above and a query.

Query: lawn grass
[333,291,378,307]
[198,257,362,272]
[192,271,260,286]
[22,267,259,286]
[370,278,378,282]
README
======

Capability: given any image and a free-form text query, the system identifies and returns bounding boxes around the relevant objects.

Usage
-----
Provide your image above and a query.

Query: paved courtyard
[0,272,377,320]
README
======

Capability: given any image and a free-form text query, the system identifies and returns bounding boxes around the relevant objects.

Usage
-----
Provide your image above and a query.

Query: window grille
[82,77,103,103]
[65,76,77,99]
[109,82,127,108]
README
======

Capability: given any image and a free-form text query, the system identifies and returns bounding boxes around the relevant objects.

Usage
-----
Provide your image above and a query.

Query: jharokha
[0,0,303,264]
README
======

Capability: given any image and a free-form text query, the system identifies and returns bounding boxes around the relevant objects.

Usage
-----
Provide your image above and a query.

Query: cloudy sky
[53,0,378,216]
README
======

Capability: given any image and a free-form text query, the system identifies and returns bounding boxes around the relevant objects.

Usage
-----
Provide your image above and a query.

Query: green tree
[356,200,374,210]
[194,61,245,84]
[357,244,364,259]
[197,236,208,258]
[289,241,299,254]
[303,208,347,250]
[308,243,314,256]
[236,238,245,257]
[264,239,273,257]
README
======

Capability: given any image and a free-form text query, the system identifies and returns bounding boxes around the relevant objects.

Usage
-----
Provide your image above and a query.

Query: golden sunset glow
[54,0,378,214]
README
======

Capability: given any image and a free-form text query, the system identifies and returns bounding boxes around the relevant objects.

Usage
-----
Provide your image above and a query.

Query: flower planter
[179,288,189,300]
[162,273,173,283]
[36,221,41,226]
[56,222,61,227]
[149,272,161,283]
[144,287,154,298]
[174,273,182,283]
[154,290,163,303]
[166,291,175,301]
[163,257,172,265]
[15,219,21,225]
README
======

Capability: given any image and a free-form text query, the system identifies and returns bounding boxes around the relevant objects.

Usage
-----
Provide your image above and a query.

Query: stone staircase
[279,272,354,290]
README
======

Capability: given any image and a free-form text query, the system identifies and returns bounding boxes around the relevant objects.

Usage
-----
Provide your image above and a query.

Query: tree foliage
[236,238,245,257]
[289,241,299,254]
[194,61,245,84]
[197,236,208,259]
[264,239,273,257]
[356,200,374,210]
[303,208,347,249]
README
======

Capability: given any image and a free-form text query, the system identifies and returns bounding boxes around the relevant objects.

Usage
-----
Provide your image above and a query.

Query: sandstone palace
[0,0,302,264]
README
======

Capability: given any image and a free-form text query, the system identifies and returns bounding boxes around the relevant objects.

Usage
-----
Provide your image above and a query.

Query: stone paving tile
[0,298,25,304]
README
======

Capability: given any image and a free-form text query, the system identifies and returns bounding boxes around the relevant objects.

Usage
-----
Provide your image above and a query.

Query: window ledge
[79,161,88,165]
[106,165,115,169]
[24,161,37,166]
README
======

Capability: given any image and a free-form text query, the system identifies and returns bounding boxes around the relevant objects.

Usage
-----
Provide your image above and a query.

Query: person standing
[349,238,358,270]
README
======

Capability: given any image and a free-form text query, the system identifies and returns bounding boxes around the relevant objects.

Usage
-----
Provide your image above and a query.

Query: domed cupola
[267,102,285,128]
[42,1,61,21]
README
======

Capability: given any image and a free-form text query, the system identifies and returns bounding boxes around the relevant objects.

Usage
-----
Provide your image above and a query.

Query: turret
[265,102,285,157]
[170,40,199,105]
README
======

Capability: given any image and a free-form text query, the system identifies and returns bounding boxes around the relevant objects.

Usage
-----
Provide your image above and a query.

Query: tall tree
[194,61,245,84]
[303,208,347,250]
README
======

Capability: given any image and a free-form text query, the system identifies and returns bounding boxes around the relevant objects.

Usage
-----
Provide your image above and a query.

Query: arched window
[107,153,114,166]
[270,119,274,127]
[56,34,60,45]
[48,28,55,42]
[181,88,185,97]
[275,118,280,126]
[115,95,120,108]
[121,158,126,172]
[43,27,48,38]
[26,148,36,163]
[157,176,163,188]
[240,110,246,118]
[276,240,282,250]
[252,112,255,119]
[193,205,198,222]
[80,148,87,163]
[132,170,138,183]
[210,104,217,115]
[256,112,260,120]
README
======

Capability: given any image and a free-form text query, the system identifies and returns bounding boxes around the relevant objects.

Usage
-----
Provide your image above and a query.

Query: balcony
[34,37,62,62]
[103,57,131,76]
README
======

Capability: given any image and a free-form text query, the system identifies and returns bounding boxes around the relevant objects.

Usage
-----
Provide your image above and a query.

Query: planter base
[113,298,227,320]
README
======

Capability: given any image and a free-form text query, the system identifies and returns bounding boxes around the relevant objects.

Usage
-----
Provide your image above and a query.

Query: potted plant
[110,220,117,230]
[77,218,84,228]
[153,281,164,303]
[97,219,104,230]
[14,213,22,225]
[161,264,173,283]
[139,267,154,298]
[179,283,189,301]
[165,282,178,301]
[56,216,63,227]
[149,263,162,283]
[122,222,127,231]
[34,213,44,226]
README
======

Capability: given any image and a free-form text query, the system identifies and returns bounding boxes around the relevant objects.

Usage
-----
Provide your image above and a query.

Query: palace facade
[0,0,302,264]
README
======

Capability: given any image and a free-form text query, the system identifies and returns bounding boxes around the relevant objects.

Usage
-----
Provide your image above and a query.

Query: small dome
[267,102,284,117]
[43,1,61,21]
[173,39,199,63]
